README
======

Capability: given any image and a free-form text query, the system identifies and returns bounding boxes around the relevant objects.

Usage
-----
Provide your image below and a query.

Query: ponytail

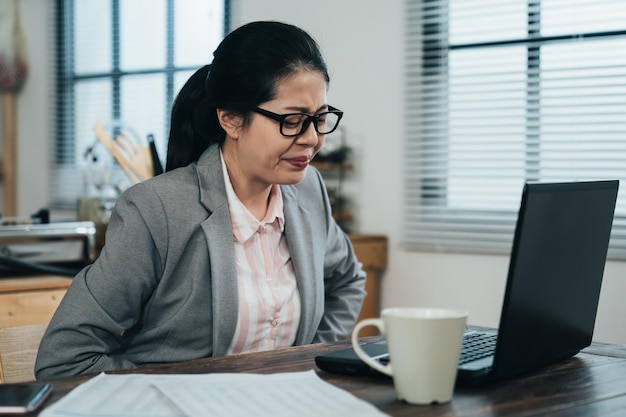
[166,65,215,171]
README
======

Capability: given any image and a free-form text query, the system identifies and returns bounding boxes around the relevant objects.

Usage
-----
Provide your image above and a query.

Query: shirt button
[271,320,278,327]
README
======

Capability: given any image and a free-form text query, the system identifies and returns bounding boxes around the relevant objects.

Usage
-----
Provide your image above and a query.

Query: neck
[222,149,272,221]
[235,182,272,221]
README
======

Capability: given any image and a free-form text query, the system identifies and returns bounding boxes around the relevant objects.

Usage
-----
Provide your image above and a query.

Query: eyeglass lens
[282,112,340,136]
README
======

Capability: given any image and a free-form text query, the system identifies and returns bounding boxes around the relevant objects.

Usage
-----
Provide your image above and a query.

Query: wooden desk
[36,337,626,416]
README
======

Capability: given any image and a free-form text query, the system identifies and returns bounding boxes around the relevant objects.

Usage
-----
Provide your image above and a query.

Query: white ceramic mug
[352,307,468,405]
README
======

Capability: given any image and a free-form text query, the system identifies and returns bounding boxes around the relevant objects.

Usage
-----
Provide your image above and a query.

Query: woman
[35,21,366,378]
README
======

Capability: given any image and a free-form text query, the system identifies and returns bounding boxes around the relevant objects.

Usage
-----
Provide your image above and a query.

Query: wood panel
[0,276,71,328]
[1,93,16,217]
[0,323,48,383]
[349,234,388,336]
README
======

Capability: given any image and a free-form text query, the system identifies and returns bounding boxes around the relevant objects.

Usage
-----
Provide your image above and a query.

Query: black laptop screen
[493,180,619,380]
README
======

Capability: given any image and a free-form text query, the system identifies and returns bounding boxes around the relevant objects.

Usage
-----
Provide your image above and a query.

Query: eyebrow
[284,104,329,114]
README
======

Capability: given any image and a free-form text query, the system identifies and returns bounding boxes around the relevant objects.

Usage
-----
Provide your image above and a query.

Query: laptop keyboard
[377,331,497,365]
[459,332,497,364]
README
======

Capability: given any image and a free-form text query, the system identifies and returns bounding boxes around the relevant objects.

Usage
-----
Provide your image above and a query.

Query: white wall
[9,0,626,344]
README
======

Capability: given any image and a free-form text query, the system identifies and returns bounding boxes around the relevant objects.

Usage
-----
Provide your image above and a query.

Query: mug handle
[351,318,393,376]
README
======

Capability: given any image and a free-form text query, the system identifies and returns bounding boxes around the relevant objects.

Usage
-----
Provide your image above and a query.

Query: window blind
[405,0,626,259]
[50,0,227,208]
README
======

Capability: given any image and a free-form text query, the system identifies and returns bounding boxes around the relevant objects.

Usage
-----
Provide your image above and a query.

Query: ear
[216,109,244,140]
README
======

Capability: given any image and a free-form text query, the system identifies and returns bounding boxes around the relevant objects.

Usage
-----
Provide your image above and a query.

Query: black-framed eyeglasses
[251,105,344,137]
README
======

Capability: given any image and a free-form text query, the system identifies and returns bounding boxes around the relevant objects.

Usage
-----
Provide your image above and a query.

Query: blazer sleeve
[309,170,367,343]
[35,182,166,378]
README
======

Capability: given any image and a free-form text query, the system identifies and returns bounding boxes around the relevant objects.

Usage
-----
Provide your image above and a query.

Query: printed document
[40,370,388,417]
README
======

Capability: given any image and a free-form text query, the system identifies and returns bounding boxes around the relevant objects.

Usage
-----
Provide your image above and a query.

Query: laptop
[315,180,619,386]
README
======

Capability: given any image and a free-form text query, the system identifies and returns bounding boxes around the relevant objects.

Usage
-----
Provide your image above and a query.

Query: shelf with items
[312,127,354,233]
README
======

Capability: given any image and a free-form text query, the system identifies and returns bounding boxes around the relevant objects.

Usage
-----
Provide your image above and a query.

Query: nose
[294,119,319,147]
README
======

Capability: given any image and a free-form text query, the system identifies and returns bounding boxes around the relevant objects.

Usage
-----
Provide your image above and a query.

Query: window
[51,0,227,207]
[405,0,626,259]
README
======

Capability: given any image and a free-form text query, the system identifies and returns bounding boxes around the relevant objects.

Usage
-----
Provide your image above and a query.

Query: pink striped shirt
[221,155,301,354]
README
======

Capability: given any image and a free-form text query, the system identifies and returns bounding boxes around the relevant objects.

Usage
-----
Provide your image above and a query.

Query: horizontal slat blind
[50,0,226,208]
[405,0,626,259]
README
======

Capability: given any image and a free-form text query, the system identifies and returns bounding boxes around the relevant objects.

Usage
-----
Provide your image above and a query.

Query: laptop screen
[492,180,619,380]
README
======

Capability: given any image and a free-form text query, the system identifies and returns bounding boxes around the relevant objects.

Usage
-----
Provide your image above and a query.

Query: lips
[286,156,310,168]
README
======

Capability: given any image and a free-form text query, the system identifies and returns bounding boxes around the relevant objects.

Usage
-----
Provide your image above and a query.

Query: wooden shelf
[310,161,353,170]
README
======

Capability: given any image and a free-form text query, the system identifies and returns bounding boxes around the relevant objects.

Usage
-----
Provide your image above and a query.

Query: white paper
[40,371,388,417]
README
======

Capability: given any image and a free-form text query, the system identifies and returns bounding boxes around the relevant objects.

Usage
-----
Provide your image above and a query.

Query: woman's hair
[166,21,330,172]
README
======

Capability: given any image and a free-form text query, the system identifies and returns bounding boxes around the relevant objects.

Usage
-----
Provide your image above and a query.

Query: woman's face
[224,69,329,190]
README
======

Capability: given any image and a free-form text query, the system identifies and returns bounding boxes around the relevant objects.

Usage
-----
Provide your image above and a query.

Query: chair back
[0,324,47,383]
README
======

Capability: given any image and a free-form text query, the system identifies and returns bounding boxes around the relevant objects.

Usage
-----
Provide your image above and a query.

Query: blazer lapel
[196,146,238,356]
[195,145,321,352]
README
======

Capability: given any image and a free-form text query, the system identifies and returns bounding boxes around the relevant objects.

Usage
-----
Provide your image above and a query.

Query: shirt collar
[220,150,285,243]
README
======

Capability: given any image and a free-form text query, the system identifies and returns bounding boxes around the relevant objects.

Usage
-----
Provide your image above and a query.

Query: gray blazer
[35,145,366,379]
